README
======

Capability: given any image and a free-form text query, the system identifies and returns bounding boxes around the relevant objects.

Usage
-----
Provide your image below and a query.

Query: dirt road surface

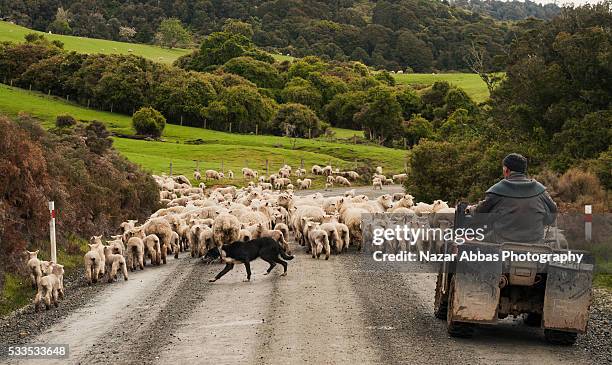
[0,185,608,364]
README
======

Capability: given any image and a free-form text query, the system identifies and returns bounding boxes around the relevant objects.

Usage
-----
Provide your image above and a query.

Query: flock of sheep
[25,163,453,311]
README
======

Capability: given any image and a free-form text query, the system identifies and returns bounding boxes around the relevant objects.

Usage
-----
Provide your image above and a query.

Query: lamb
[205,169,221,180]
[194,171,202,181]
[372,178,383,190]
[297,178,312,190]
[376,166,383,174]
[340,207,369,251]
[320,222,341,253]
[322,165,333,176]
[260,229,290,254]
[344,189,355,197]
[392,173,408,183]
[107,238,125,256]
[26,250,47,289]
[273,223,290,244]
[143,234,162,265]
[189,225,206,258]
[384,178,394,185]
[286,183,294,190]
[103,246,128,283]
[335,176,351,186]
[346,171,360,180]
[325,182,333,191]
[170,231,180,259]
[143,218,173,264]
[88,236,106,276]
[238,228,252,242]
[34,263,64,311]
[292,206,325,246]
[242,167,257,179]
[326,175,335,184]
[295,168,306,177]
[311,165,322,175]
[126,236,145,271]
[212,213,241,250]
[391,194,415,211]
[413,202,433,215]
[432,200,450,213]
[174,175,191,185]
[84,247,102,285]
[227,170,234,179]
[304,221,331,260]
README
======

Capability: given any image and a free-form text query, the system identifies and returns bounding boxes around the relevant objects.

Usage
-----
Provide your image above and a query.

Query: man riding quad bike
[433,154,593,345]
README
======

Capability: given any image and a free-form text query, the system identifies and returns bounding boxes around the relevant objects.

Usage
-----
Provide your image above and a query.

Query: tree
[221,57,284,89]
[205,85,277,134]
[281,78,323,113]
[222,19,254,39]
[132,107,166,137]
[47,7,72,35]
[402,115,434,146]
[353,86,403,145]
[155,18,191,49]
[118,26,137,41]
[271,103,327,138]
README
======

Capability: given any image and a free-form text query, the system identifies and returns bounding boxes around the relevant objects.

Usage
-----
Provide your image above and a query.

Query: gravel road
[0,185,609,365]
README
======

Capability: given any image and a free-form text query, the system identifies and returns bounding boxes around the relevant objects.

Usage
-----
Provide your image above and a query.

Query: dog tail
[280,250,294,261]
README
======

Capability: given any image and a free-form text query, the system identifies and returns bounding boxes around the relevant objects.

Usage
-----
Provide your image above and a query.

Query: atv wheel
[544,329,577,345]
[434,270,448,320]
[447,277,474,338]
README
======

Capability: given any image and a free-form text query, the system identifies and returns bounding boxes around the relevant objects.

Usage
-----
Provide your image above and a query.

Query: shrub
[55,114,76,128]
[270,103,326,138]
[132,107,166,137]
[557,168,605,205]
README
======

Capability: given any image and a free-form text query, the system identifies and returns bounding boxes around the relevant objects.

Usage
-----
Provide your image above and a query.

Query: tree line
[1,0,537,72]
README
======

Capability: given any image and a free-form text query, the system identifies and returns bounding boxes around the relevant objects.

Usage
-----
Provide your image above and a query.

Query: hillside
[0,84,407,184]
[1,0,518,72]
[0,21,188,64]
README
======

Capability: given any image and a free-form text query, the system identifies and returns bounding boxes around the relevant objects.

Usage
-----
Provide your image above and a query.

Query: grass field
[393,73,490,103]
[0,84,406,185]
[0,21,190,64]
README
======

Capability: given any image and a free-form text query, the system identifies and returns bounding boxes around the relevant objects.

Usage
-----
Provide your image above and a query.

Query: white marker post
[585,205,592,242]
[49,201,57,263]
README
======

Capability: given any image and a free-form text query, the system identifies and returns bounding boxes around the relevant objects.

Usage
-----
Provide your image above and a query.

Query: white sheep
[304,221,331,260]
[322,165,333,176]
[335,176,351,186]
[311,165,323,175]
[84,247,102,285]
[227,170,234,179]
[376,166,383,174]
[392,173,407,183]
[103,246,128,282]
[194,171,202,181]
[372,178,383,190]
[205,169,221,180]
[143,234,162,265]
[34,263,64,311]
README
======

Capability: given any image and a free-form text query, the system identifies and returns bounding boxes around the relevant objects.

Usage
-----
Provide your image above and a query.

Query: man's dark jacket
[475,172,557,243]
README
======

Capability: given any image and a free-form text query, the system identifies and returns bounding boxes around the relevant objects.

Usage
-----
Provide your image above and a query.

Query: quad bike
[433,203,594,345]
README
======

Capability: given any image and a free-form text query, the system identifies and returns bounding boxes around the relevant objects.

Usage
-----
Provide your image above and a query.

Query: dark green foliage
[55,114,76,128]
[221,56,284,89]
[1,0,523,71]
[132,107,166,137]
[270,103,326,138]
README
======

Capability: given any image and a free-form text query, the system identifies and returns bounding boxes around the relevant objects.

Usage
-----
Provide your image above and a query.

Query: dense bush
[0,115,159,281]
[270,103,327,138]
[132,107,166,137]
[55,114,76,128]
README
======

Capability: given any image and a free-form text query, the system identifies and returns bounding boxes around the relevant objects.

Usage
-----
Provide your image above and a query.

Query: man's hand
[465,205,476,215]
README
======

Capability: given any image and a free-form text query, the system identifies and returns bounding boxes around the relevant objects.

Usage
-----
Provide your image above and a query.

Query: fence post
[266,159,269,176]
[221,160,224,173]
[585,205,592,242]
[48,201,57,264]
[229,123,232,133]
[255,124,258,135]
[196,160,200,172]
[180,115,183,126]
[169,160,173,176]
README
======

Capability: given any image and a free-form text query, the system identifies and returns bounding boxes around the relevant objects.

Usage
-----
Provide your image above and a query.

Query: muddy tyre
[544,329,577,345]
[447,277,474,338]
[434,271,448,320]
